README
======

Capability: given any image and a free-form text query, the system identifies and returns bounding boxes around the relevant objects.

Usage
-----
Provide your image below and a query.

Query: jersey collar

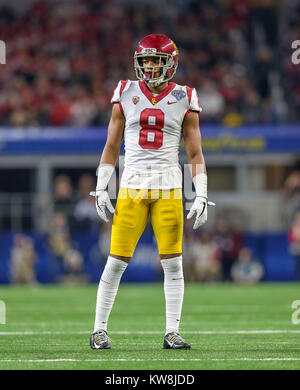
[138,81,176,106]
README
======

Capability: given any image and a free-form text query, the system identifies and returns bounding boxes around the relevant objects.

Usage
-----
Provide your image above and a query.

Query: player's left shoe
[163,332,191,350]
[90,330,111,350]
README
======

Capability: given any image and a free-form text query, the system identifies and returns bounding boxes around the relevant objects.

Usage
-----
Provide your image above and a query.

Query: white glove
[90,190,115,222]
[187,195,208,229]
[187,173,215,230]
[90,164,115,223]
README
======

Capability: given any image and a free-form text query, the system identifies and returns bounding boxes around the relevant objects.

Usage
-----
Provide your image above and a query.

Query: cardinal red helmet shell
[134,34,179,87]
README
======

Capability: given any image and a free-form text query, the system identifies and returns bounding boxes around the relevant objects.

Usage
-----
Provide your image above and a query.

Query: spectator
[70,86,98,127]
[10,234,37,284]
[283,167,300,223]
[283,169,300,205]
[189,230,221,282]
[61,248,88,284]
[74,173,99,230]
[231,247,264,284]
[198,80,225,123]
[53,174,76,228]
[48,212,87,283]
[254,46,273,100]
[213,216,243,281]
[288,210,300,280]
[241,88,262,125]
[48,212,71,260]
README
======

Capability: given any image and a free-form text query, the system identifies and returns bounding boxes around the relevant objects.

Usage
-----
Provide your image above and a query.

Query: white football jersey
[111,80,202,189]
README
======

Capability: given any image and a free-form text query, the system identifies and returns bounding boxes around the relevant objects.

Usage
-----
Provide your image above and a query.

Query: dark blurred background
[0,0,300,126]
[0,0,300,285]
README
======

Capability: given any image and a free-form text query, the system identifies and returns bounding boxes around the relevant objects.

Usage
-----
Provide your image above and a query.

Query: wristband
[96,164,115,191]
[192,173,207,199]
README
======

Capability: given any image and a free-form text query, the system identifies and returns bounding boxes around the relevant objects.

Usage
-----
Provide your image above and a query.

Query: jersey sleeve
[110,80,130,103]
[186,86,202,112]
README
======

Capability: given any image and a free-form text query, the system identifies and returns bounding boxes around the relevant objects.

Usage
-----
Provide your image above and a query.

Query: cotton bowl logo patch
[132,96,140,105]
[171,90,186,101]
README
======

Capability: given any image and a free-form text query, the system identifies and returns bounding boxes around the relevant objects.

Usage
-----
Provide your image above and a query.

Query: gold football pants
[110,188,183,257]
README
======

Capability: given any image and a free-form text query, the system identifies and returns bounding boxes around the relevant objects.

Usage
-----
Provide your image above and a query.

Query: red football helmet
[134,34,179,87]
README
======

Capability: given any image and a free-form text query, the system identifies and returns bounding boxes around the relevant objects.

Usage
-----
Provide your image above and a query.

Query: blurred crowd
[0,0,299,127]
[9,171,264,285]
[285,163,300,279]
[9,172,99,284]
[183,213,263,283]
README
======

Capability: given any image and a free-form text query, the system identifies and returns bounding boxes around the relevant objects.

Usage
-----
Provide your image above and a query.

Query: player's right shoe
[90,330,111,350]
[163,332,191,350]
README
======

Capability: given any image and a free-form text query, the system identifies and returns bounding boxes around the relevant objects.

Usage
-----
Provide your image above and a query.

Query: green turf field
[0,282,299,370]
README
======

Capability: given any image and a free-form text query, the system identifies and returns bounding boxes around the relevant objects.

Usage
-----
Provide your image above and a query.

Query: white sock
[160,256,184,335]
[93,256,128,332]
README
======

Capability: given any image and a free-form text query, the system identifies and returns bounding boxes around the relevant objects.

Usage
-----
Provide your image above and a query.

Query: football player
[90,34,214,350]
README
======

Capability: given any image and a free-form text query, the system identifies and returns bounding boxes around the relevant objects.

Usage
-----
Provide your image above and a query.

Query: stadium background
[0,0,300,287]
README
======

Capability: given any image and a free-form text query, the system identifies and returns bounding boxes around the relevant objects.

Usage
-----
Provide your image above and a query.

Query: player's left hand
[90,190,115,223]
[187,197,215,230]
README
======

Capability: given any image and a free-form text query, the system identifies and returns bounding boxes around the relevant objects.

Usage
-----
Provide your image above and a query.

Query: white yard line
[0,358,300,363]
[0,330,300,335]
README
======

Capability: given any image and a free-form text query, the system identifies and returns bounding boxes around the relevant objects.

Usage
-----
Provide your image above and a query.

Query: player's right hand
[90,190,115,223]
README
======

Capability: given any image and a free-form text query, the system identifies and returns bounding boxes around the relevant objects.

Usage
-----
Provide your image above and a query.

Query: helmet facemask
[134,51,176,87]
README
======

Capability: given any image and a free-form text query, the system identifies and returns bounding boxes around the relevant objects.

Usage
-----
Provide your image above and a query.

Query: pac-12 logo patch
[171,90,186,101]
[132,96,140,105]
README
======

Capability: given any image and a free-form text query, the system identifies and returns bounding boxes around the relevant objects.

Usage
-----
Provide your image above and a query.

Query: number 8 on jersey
[139,108,164,150]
